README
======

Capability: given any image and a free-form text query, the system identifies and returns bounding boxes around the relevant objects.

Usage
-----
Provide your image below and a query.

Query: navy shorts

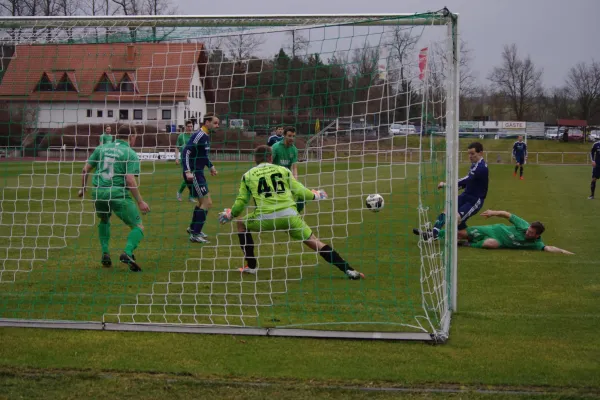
[593,167,600,179]
[515,156,525,165]
[457,193,483,230]
[185,172,209,198]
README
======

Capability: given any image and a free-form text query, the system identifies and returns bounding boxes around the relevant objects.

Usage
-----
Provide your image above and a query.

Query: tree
[225,33,265,62]
[285,31,309,59]
[565,60,600,123]
[386,27,417,83]
[487,43,543,120]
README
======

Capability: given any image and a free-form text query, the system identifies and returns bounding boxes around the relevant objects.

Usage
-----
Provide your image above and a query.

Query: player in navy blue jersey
[413,142,489,240]
[589,141,600,199]
[182,113,219,243]
[512,136,527,180]
[267,126,284,147]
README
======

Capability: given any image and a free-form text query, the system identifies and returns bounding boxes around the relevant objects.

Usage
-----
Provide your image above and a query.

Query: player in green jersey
[271,127,298,178]
[99,125,114,146]
[218,145,365,280]
[175,120,195,202]
[437,210,573,254]
[271,126,306,212]
[78,126,150,271]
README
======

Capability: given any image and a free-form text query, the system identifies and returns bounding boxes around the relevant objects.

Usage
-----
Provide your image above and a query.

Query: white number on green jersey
[100,157,115,179]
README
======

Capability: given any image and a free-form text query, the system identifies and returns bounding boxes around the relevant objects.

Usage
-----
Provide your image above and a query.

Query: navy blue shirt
[267,134,284,147]
[591,142,600,164]
[458,158,488,199]
[182,129,213,174]
[512,141,527,158]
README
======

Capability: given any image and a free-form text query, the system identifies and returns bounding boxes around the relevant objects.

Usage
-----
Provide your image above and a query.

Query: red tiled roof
[557,119,587,127]
[0,42,205,102]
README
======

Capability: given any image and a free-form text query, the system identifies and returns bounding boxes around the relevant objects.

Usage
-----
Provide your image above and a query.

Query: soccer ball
[365,194,384,212]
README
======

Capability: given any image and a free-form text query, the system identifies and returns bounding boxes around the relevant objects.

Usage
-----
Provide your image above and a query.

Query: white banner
[501,121,526,129]
[138,152,176,161]
[459,121,479,129]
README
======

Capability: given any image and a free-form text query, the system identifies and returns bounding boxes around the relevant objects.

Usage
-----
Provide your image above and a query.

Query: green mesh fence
[0,13,457,341]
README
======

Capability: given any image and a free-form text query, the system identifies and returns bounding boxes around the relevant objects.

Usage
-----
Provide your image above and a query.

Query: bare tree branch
[285,30,309,59]
[487,43,543,120]
[225,33,265,61]
[386,27,417,82]
[565,60,600,122]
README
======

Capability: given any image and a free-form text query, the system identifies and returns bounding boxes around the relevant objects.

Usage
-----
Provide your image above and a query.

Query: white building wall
[36,101,184,132]
[33,67,207,132]
[185,67,207,127]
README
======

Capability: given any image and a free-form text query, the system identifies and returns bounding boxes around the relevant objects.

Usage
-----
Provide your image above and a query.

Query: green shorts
[466,226,497,242]
[244,213,313,241]
[92,189,142,228]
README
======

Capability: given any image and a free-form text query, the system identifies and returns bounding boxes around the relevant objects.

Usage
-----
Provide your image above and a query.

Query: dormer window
[35,73,53,92]
[55,73,77,92]
[94,73,115,92]
[119,73,135,93]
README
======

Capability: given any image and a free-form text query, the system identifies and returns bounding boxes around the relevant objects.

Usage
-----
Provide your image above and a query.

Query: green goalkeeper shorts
[244,213,313,241]
[92,189,142,228]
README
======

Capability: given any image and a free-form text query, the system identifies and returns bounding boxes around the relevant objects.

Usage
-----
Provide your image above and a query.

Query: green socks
[98,221,110,253]
[178,180,187,194]
[124,227,144,256]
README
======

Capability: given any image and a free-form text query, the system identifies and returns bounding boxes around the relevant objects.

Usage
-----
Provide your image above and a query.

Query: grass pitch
[0,145,599,398]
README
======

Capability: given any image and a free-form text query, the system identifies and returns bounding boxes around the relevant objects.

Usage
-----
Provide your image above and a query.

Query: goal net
[0,12,458,341]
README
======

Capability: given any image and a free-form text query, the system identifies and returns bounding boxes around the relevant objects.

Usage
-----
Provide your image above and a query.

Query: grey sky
[174,0,600,88]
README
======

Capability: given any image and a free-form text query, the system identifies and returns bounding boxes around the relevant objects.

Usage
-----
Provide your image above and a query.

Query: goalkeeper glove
[218,208,232,224]
[311,189,328,200]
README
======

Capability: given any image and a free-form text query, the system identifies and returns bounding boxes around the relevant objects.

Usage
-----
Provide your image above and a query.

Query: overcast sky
[174,0,600,88]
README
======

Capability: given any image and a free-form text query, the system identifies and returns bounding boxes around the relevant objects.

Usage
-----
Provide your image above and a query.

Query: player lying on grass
[436,209,574,254]
[217,145,365,280]
[78,126,150,272]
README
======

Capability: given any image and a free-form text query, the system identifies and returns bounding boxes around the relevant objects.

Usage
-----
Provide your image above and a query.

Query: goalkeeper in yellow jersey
[218,145,364,280]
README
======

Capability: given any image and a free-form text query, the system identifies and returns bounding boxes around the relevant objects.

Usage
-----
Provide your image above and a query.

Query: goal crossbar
[0,12,457,29]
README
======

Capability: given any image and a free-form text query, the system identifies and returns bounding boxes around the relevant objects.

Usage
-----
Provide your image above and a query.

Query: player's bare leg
[303,234,364,280]
[589,177,596,200]
[481,238,500,249]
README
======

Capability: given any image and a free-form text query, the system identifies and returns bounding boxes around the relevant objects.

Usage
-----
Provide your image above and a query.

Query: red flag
[419,47,429,81]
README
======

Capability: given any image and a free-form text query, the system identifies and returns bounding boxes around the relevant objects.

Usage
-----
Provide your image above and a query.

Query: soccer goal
[0,11,459,342]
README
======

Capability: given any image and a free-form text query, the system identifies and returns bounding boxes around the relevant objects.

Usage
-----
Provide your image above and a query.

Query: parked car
[561,128,584,142]
[589,130,600,141]
[389,123,416,135]
[544,127,560,140]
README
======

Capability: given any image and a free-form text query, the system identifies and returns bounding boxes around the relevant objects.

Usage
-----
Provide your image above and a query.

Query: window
[94,73,115,92]
[107,110,113,118]
[86,109,92,118]
[133,109,143,120]
[56,73,77,92]
[147,109,157,121]
[119,109,129,120]
[198,86,201,99]
[190,85,194,98]
[97,110,103,118]
[119,74,135,92]
[35,73,54,92]
[162,109,172,120]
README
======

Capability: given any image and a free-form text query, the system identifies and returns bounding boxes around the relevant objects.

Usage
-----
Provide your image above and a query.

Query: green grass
[1,153,599,398]
[0,159,439,331]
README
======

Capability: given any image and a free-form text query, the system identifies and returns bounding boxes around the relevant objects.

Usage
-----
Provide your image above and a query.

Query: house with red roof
[0,42,208,133]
